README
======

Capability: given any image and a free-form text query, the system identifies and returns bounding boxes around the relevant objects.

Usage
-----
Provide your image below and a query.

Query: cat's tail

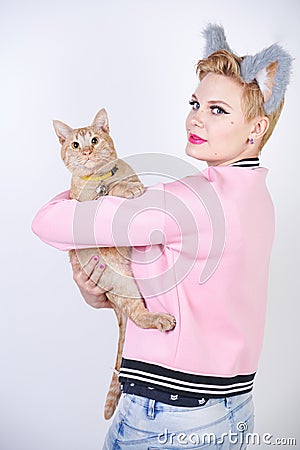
[104,371,122,420]
[104,307,127,420]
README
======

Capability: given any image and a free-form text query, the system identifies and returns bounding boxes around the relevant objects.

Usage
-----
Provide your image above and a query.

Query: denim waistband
[121,382,209,407]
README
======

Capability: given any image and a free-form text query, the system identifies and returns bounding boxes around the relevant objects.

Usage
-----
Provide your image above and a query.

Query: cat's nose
[82,147,92,155]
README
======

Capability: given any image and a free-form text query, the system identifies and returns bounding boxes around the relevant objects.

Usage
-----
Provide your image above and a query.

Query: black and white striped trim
[229,157,260,168]
[119,359,255,398]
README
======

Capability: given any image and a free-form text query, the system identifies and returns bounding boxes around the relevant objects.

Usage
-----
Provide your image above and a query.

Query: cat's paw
[128,183,145,199]
[155,313,176,332]
[109,182,145,199]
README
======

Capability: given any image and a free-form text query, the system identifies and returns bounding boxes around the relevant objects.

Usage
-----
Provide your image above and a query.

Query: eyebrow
[191,94,233,110]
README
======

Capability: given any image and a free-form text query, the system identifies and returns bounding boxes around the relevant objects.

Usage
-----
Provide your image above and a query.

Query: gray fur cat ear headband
[202,24,293,115]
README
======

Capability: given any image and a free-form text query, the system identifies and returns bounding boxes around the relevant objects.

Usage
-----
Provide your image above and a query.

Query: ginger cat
[53,109,176,419]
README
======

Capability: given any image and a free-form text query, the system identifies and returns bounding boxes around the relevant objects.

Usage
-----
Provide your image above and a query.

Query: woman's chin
[185,143,205,161]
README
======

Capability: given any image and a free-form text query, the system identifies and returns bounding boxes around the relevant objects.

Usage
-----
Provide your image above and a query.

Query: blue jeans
[103,392,254,449]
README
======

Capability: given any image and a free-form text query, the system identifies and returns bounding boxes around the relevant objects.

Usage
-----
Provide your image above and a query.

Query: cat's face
[53,109,117,177]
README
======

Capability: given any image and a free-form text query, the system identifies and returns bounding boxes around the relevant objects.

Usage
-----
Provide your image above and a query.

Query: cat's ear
[240,43,293,115]
[53,120,73,144]
[254,61,278,103]
[92,108,110,133]
[202,23,233,58]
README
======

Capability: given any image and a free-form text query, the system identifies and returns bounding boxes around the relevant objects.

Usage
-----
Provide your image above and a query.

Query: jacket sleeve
[31,184,176,251]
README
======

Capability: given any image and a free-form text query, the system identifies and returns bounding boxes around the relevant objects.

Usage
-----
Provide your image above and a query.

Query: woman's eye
[91,137,98,145]
[189,100,200,111]
[71,141,80,149]
[210,106,229,115]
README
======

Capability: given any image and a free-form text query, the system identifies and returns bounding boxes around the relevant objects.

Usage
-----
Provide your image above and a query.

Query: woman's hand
[70,252,112,309]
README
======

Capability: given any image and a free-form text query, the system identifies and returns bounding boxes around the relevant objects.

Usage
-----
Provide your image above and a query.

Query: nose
[191,112,205,128]
[82,147,92,155]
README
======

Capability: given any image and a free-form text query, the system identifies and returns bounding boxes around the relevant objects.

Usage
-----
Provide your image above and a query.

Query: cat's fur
[53,109,176,419]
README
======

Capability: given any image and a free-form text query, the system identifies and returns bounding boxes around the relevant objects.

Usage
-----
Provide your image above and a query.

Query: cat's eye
[71,141,80,149]
[91,137,98,145]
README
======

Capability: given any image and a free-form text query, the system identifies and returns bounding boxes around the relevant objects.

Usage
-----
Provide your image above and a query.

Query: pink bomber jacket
[32,164,275,398]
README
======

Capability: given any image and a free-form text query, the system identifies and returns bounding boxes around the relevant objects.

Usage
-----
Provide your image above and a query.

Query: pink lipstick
[188,134,207,145]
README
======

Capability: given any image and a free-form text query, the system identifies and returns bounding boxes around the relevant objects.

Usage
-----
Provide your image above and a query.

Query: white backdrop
[1,0,299,448]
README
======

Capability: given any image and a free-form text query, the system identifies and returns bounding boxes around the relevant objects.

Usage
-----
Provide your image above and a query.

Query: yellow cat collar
[80,164,118,182]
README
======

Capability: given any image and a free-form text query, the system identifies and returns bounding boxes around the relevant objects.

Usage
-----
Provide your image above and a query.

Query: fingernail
[93,255,99,261]
[99,263,105,269]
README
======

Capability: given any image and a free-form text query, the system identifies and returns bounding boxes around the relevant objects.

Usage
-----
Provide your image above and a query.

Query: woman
[32,25,292,449]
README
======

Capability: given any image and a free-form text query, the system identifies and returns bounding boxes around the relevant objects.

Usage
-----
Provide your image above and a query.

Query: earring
[249,138,255,145]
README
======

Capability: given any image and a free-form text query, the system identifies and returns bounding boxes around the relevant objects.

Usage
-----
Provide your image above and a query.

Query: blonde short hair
[196,50,284,151]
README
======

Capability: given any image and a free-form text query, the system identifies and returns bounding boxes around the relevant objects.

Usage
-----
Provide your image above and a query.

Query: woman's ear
[249,116,270,141]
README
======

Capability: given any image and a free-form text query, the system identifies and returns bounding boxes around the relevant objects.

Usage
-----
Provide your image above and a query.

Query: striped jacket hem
[119,358,255,398]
